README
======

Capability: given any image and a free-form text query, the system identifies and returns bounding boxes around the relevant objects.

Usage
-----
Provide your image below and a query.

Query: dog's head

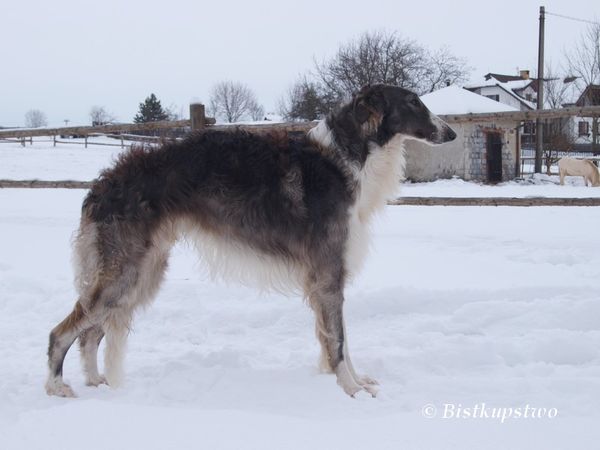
[351,84,456,146]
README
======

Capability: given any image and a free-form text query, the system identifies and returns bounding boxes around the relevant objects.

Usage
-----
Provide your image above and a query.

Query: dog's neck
[355,136,406,222]
[308,119,405,221]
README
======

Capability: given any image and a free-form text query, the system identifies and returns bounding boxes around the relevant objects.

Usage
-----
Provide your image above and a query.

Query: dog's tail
[104,313,131,388]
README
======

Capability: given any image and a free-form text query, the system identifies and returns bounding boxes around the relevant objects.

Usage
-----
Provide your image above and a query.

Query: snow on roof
[420,85,519,115]
[467,78,533,91]
[465,82,536,110]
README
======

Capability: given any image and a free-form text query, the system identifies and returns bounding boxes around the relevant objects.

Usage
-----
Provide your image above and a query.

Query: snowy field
[3,138,600,198]
[1,139,600,449]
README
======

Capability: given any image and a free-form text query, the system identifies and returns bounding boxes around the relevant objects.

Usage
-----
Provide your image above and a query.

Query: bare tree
[421,47,472,93]
[24,109,48,128]
[278,75,331,121]
[209,81,264,123]
[565,23,600,152]
[315,31,425,101]
[565,22,600,91]
[164,103,183,121]
[248,99,265,121]
[314,30,471,104]
[541,64,577,172]
[543,67,571,109]
[89,106,116,126]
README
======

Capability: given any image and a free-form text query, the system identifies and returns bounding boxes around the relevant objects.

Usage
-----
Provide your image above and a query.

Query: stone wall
[405,120,518,182]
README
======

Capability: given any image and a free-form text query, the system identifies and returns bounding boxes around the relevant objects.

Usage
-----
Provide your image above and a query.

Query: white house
[571,85,600,151]
[465,72,536,111]
[405,85,520,182]
[466,71,598,153]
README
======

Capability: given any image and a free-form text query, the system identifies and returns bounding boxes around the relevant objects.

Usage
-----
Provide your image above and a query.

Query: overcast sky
[1,0,598,127]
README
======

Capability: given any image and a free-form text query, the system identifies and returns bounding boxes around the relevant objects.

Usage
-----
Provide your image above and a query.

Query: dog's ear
[352,85,385,124]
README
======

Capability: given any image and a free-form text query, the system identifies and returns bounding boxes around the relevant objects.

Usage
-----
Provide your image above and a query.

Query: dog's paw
[336,362,378,398]
[85,374,108,387]
[45,378,77,398]
[356,374,379,386]
[358,379,379,398]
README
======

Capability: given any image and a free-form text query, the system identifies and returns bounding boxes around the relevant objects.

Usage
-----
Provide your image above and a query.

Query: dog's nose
[445,127,457,142]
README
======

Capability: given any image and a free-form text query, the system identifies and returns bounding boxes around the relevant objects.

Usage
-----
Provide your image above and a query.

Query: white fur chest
[344,136,406,277]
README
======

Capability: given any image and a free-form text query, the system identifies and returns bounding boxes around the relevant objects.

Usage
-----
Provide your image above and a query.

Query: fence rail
[4,105,599,140]
[0,119,193,139]
[1,179,598,206]
[520,148,600,176]
[0,180,93,189]
[390,196,600,207]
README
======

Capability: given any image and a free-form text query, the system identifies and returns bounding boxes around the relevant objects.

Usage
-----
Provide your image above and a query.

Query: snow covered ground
[1,138,600,448]
[1,185,599,449]
[3,138,600,198]
[0,137,126,181]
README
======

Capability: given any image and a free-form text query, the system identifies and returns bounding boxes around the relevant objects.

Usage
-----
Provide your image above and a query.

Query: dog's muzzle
[428,125,457,144]
[443,126,457,142]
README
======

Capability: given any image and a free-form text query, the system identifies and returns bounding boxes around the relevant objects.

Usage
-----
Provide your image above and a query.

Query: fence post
[190,103,206,131]
[53,135,56,147]
[85,136,88,149]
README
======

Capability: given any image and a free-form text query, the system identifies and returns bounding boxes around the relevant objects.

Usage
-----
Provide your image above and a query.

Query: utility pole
[535,6,545,173]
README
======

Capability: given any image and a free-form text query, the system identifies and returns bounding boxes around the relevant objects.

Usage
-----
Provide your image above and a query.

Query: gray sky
[1,0,598,127]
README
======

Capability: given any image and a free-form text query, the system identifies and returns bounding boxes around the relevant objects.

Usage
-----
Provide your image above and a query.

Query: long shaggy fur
[45,84,456,397]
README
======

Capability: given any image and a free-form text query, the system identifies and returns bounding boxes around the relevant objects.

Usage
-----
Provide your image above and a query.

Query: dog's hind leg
[101,238,171,388]
[46,301,91,397]
[102,309,131,388]
[79,324,106,387]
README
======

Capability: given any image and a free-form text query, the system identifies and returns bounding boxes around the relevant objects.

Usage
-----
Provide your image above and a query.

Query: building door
[486,133,503,182]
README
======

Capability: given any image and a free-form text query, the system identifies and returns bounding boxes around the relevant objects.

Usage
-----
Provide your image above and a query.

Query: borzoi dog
[45,84,456,398]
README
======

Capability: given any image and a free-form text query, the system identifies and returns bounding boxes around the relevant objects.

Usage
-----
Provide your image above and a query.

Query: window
[578,121,589,136]
[486,94,500,102]
[523,122,535,135]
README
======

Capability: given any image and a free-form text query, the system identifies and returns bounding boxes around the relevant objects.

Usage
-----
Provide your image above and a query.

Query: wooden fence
[390,196,600,207]
[0,178,598,206]
[2,104,600,144]
[0,104,216,147]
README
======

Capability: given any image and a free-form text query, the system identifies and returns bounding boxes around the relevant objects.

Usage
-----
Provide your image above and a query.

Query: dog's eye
[410,98,420,107]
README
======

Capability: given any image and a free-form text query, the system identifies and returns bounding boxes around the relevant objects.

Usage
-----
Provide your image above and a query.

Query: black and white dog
[46,84,456,398]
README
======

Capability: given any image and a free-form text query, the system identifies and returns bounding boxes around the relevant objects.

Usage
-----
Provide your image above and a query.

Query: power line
[546,11,600,26]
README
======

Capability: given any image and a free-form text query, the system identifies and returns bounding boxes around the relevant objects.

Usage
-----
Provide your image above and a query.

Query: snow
[0,137,125,180]
[420,85,518,115]
[1,186,600,449]
[403,176,600,198]
[2,139,600,449]
[466,78,533,91]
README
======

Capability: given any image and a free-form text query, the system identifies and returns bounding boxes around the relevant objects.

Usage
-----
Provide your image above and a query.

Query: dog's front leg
[307,277,377,397]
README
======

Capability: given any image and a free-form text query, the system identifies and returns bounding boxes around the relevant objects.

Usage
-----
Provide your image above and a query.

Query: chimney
[520,70,530,80]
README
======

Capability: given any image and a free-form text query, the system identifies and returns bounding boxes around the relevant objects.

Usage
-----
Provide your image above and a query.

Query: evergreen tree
[133,93,169,123]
